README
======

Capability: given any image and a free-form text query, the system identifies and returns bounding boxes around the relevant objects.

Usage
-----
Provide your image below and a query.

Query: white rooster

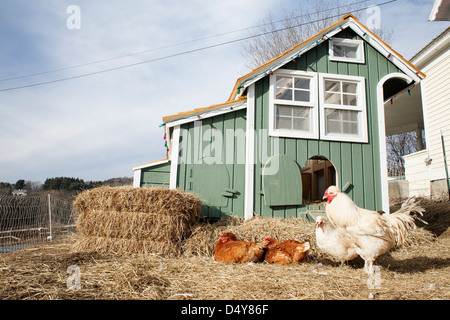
[322,186,424,274]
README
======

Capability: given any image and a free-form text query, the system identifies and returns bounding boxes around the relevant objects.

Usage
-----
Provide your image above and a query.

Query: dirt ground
[0,200,449,300]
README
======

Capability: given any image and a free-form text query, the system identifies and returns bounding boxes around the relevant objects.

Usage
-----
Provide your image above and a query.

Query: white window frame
[269,69,319,139]
[319,73,368,143]
[329,38,365,64]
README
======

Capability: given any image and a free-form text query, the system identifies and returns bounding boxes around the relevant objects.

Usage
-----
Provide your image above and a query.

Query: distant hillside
[100,177,133,187]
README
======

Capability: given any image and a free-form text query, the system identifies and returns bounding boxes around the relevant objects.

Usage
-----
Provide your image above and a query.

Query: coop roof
[228,13,425,101]
[161,96,247,126]
[162,13,425,125]
[133,158,169,170]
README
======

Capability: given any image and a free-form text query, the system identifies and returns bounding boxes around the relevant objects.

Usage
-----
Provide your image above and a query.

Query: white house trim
[133,159,169,171]
[133,169,141,188]
[346,19,423,83]
[169,125,181,189]
[377,73,414,213]
[244,84,255,220]
[164,100,247,129]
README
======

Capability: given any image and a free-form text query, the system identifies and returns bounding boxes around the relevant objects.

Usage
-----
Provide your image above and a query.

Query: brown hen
[213,232,265,264]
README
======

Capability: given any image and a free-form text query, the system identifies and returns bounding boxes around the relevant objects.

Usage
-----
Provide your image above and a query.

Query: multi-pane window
[275,76,311,102]
[324,79,358,107]
[319,74,367,142]
[270,70,367,142]
[270,70,318,139]
[326,109,358,135]
[329,38,365,63]
[276,105,311,131]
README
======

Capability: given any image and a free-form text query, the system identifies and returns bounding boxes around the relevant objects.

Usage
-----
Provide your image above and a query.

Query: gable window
[329,38,365,63]
[269,70,318,139]
[319,73,368,143]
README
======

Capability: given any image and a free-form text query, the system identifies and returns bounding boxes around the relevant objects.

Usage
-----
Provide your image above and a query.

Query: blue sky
[0,0,447,184]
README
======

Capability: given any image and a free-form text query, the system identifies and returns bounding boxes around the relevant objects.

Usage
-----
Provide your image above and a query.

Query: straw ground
[0,200,449,300]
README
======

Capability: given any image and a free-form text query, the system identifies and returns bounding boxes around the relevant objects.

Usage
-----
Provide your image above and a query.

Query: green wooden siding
[253,28,403,219]
[177,109,246,219]
[191,158,230,207]
[262,154,303,206]
[140,162,170,188]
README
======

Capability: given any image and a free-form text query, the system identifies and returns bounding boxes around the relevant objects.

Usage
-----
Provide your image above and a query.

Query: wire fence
[0,194,77,253]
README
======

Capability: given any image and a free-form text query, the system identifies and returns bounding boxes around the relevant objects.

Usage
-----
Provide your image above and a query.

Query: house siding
[404,149,430,197]
[252,29,403,218]
[422,55,450,181]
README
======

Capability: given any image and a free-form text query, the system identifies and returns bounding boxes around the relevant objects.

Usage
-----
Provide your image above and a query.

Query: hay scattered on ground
[182,215,318,258]
[0,231,448,300]
[72,186,201,256]
[1,199,448,300]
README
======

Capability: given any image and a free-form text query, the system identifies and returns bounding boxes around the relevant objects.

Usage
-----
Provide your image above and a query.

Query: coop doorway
[301,156,337,204]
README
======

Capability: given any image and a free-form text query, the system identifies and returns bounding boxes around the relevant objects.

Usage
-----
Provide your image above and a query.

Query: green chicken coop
[133,14,425,221]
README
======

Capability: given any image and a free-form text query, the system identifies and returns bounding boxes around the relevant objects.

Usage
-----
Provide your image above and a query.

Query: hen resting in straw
[323,186,424,274]
[263,236,310,265]
[213,232,265,264]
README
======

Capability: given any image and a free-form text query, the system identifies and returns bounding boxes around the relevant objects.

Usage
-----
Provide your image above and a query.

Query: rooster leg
[364,260,374,275]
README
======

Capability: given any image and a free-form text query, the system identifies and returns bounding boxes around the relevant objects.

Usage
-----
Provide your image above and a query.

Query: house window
[329,38,365,63]
[319,73,368,143]
[269,70,318,139]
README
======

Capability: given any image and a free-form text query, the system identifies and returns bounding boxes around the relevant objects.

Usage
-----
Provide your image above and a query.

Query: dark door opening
[301,156,337,204]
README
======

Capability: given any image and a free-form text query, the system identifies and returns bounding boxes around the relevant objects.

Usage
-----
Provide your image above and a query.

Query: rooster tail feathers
[389,197,427,245]
[395,196,425,216]
[383,212,417,246]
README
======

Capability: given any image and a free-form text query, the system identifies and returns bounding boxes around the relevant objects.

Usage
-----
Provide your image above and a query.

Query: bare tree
[241,0,393,69]
[386,130,426,177]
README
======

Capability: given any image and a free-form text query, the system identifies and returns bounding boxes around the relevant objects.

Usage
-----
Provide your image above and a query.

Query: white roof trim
[133,159,169,170]
[410,28,450,68]
[429,0,442,21]
[165,99,247,128]
[234,17,423,99]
